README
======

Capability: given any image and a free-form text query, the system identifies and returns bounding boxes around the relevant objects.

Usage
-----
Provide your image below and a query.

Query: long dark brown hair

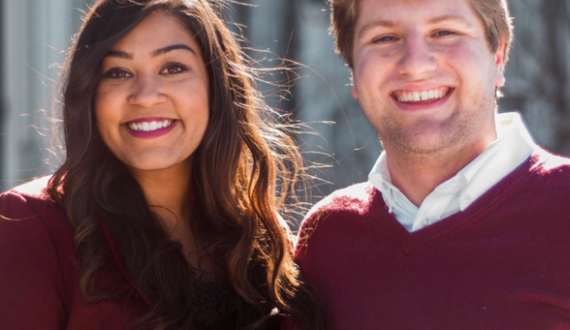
[48,0,322,329]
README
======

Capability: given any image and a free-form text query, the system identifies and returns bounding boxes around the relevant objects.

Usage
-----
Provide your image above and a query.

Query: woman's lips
[124,119,178,139]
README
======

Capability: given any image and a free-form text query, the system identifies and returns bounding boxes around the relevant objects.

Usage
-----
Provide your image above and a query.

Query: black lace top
[185,266,280,330]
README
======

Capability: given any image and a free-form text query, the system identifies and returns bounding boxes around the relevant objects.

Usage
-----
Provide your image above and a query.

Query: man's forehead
[355,0,477,31]
[357,0,473,23]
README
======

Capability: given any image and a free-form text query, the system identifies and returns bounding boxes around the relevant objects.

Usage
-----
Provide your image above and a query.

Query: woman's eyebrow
[104,44,197,60]
[105,50,133,59]
[151,44,197,57]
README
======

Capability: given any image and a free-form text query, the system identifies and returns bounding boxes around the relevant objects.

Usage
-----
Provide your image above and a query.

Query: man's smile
[392,87,452,103]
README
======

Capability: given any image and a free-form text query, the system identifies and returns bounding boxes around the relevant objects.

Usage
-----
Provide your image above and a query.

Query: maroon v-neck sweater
[293,149,570,330]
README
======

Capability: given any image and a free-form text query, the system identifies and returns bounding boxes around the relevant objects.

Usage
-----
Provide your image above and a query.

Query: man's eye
[434,30,455,37]
[160,63,189,75]
[373,35,398,43]
[102,68,132,79]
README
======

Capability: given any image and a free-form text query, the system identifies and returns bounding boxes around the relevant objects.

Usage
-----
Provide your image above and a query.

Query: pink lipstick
[124,117,178,139]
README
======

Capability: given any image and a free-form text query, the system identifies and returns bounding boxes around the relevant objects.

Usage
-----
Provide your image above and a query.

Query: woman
[0,0,322,329]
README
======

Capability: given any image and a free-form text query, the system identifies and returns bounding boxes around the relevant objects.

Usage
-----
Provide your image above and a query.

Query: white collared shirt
[369,112,537,232]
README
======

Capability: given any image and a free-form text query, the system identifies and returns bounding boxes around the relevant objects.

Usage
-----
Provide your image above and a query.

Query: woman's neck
[130,160,192,223]
[129,161,216,272]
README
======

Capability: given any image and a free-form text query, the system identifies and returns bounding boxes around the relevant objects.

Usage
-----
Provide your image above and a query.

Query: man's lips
[389,87,455,111]
[391,87,453,103]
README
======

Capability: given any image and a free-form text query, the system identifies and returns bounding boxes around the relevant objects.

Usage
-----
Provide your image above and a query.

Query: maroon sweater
[0,177,150,329]
[293,149,570,330]
[0,177,288,330]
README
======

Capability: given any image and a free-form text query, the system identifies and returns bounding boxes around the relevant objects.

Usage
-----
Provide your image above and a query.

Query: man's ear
[495,41,506,87]
[351,85,358,99]
[351,71,358,99]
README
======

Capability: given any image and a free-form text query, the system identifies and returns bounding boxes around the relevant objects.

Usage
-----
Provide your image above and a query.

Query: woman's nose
[128,75,167,108]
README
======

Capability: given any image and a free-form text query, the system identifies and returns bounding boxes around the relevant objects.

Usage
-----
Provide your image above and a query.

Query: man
[293,0,570,329]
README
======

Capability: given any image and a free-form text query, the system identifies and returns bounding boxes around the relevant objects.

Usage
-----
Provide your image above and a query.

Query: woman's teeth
[128,120,173,132]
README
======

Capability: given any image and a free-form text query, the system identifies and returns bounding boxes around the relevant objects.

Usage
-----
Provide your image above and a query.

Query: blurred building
[1,0,569,203]
[1,0,91,191]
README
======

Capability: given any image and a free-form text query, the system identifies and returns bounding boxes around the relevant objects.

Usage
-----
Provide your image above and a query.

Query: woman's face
[95,11,209,175]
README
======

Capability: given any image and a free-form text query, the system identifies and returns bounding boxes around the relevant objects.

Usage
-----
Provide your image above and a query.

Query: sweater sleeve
[0,191,67,329]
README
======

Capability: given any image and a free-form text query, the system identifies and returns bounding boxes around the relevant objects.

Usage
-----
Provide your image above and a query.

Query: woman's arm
[0,191,67,329]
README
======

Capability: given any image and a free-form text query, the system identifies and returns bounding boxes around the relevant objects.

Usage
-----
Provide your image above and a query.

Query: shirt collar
[369,112,537,227]
[458,112,535,182]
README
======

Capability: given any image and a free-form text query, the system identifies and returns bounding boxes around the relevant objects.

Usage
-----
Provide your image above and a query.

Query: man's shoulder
[304,182,380,223]
[531,149,570,182]
[533,148,570,167]
[295,182,381,253]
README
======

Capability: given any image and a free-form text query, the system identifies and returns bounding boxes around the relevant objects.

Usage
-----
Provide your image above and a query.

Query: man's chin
[377,116,468,154]
[382,129,462,157]
[391,141,452,156]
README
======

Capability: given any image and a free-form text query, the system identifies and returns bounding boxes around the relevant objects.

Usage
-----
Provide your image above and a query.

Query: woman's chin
[123,158,190,174]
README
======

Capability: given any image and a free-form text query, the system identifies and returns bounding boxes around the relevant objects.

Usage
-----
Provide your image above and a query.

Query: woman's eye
[102,68,132,79]
[160,63,189,75]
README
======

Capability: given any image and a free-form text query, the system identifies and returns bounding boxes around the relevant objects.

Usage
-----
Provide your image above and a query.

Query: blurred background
[1,0,569,211]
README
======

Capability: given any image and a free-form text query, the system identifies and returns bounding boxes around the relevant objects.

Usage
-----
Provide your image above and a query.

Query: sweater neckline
[366,151,540,254]
[100,219,155,308]
[100,218,228,309]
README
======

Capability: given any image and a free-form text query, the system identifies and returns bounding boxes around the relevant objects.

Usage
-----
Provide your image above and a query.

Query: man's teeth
[128,120,173,132]
[395,88,449,103]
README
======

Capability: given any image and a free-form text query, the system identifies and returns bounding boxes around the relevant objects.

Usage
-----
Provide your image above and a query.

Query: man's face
[351,0,505,157]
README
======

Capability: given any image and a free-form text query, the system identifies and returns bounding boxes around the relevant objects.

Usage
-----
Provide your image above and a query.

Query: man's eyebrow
[104,44,197,59]
[427,15,473,27]
[357,15,473,40]
[357,19,397,39]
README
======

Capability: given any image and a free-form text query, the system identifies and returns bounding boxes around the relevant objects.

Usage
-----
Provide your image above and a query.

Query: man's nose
[128,75,167,108]
[397,36,437,79]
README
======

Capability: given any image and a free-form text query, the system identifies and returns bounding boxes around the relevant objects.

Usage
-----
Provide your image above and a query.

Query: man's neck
[385,140,494,207]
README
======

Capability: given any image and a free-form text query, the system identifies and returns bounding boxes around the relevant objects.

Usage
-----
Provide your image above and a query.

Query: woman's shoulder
[0,175,73,257]
[0,176,73,328]
[0,174,72,238]
[2,175,53,201]
[0,175,64,218]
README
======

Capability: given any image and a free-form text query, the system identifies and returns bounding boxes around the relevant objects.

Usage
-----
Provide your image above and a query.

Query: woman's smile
[124,117,178,139]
